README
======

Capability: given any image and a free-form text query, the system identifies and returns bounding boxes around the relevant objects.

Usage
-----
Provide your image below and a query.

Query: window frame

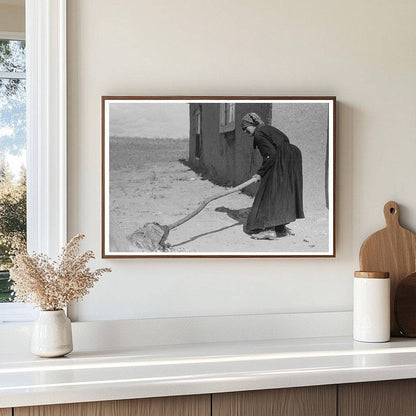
[0,31,24,41]
[219,102,236,133]
[195,108,202,159]
[0,0,67,323]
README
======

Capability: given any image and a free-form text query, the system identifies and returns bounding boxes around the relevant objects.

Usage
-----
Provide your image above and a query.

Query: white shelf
[2,335,416,408]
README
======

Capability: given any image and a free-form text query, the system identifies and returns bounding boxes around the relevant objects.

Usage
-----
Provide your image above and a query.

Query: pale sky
[109,102,189,138]
[0,126,25,182]
[4,150,25,182]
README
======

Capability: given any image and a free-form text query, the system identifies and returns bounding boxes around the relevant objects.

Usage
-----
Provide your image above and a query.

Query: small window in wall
[195,109,201,159]
[219,103,235,133]
[0,36,27,309]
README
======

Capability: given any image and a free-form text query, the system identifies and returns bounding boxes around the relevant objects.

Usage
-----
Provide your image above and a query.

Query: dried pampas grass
[10,234,111,311]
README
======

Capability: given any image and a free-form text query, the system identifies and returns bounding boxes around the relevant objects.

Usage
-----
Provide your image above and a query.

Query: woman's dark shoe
[275,225,289,237]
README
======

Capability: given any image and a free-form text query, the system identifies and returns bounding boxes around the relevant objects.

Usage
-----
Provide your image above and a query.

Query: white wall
[67,0,416,322]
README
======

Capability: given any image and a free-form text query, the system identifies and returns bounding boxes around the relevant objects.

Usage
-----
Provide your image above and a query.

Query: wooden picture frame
[102,96,336,258]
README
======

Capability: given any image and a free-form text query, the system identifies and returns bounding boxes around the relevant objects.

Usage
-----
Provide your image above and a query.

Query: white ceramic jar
[31,310,73,357]
[353,271,390,343]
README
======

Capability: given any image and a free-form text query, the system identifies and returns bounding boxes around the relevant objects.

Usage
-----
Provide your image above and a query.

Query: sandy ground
[109,138,329,254]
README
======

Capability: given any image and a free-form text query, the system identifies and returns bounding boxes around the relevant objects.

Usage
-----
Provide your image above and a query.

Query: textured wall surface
[271,103,329,210]
[0,4,24,33]
[67,0,416,321]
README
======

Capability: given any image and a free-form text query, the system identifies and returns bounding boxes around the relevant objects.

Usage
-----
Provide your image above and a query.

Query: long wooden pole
[167,177,258,231]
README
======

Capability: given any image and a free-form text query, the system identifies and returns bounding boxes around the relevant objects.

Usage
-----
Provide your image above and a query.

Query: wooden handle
[384,201,400,228]
[167,177,258,231]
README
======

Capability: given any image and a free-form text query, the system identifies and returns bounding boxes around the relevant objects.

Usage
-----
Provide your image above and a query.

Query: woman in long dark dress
[242,113,304,240]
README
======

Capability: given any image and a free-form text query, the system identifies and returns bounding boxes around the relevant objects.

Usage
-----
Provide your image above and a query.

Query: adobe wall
[271,103,329,211]
[189,102,271,196]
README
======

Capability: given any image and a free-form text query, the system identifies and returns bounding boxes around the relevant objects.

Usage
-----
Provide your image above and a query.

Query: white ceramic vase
[31,310,73,357]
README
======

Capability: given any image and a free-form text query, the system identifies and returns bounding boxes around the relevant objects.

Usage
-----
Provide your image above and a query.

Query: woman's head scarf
[241,113,265,131]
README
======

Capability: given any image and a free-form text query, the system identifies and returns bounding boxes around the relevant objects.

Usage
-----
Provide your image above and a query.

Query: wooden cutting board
[359,201,416,336]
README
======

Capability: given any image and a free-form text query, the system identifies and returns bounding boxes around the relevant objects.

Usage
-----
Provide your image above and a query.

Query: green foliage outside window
[0,38,27,303]
[0,161,26,302]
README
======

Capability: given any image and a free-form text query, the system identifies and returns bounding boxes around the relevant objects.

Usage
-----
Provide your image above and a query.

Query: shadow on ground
[171,205,253,248]
[171,223,240,248]
[215,206,256,235]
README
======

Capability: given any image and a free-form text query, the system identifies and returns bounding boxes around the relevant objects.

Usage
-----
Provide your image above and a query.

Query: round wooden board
[395,273,416,337]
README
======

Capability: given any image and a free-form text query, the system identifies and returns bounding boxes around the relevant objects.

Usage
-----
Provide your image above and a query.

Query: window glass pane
[219,103,225,127]
[0,40,26,73]
[0,56,26,303]
[0,78,26,153]
[195,111,200,134]
[229,103,235,123]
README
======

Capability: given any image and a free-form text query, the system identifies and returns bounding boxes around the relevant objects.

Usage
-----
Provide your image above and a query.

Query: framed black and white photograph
[102,96,336,258]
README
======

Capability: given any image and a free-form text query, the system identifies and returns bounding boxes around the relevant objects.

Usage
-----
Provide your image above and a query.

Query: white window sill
[0,303,35,324]
[219,123,236,133]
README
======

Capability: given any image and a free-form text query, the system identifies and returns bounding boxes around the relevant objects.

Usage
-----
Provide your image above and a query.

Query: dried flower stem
[10,234,111,310]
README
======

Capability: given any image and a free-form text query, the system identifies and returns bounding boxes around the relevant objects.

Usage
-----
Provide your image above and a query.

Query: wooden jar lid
[354,271,390,279]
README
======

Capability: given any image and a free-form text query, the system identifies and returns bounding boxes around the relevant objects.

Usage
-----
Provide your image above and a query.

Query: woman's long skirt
[246,143,304,232]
